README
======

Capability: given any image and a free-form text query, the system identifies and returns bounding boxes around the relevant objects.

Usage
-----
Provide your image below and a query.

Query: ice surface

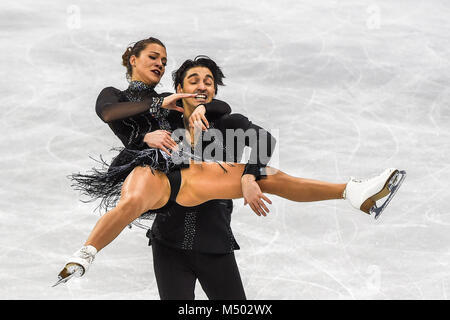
[1,0,450,299]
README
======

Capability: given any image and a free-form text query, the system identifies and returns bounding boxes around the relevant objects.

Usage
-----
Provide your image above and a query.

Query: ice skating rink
[1,0,449,300]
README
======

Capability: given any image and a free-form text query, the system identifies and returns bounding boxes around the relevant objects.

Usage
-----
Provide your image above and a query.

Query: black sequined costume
[69,81,232,218]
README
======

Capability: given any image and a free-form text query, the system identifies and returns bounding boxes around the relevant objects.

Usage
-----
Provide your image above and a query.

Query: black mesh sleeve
[95,87,172,123]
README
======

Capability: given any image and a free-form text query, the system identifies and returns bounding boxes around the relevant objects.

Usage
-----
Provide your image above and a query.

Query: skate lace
[78,247,95,262]
[351,172,380,184]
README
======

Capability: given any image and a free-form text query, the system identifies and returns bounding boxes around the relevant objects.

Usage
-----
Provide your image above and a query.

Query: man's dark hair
[172,55,225,94]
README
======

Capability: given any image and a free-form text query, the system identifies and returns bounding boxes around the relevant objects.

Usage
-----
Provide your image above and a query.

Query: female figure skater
[55,40,406,289]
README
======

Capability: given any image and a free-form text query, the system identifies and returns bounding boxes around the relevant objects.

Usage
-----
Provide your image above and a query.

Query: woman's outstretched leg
[257,167,346,202]
[177,163,404,219]
[176,163,346,206]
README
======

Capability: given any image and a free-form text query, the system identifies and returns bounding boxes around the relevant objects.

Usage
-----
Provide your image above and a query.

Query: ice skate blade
[359,170,400,214]
[370,170,406,220]
[52,263,84,287]
[52,272,77,287]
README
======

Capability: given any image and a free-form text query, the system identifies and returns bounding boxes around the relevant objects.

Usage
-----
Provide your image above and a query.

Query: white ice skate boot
[344,168,406,219]
[53,245,97,287]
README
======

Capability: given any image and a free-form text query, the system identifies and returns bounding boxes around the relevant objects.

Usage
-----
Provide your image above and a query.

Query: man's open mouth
[151,70,161,76]
[195,94,207,100]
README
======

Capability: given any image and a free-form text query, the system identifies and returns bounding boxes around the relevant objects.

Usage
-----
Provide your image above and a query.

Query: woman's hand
[143,130,178,155]
[241,174,272,216]
[188,105,209,131]
[161,93,196,113]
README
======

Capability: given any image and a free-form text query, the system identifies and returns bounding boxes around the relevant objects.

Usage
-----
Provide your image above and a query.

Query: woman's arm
[96,87,169,123]
[96,88,189,151]
[96,88,191,123]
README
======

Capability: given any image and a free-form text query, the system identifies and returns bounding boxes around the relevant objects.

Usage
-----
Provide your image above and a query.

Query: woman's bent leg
[177,163,346,207]
[85,166,171,251]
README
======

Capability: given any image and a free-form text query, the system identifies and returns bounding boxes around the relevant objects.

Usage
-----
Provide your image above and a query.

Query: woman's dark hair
[172,55,225,94]
[121,37,166,81]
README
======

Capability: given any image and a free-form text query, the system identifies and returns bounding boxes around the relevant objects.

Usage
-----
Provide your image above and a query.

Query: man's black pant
[152,240,246,300]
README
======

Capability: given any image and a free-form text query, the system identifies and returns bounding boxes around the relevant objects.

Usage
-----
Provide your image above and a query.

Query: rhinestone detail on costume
[181,212,197,250]
[122,81,172,143]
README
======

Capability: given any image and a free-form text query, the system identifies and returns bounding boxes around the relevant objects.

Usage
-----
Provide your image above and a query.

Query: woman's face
[130,43,167,85]
[177,66,215,107]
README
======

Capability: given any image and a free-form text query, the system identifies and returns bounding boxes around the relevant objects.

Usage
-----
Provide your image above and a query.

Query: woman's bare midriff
[176,161,246,207]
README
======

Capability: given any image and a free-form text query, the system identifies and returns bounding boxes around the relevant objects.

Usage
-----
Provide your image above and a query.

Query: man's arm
[214,113,277,216]
[203,99,232,120]
[215,113,276,176]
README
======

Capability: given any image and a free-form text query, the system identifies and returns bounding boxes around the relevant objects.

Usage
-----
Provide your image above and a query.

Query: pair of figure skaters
[55,37,406,299]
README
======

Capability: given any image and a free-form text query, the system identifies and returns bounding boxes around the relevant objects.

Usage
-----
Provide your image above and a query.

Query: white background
[1,0,449,299]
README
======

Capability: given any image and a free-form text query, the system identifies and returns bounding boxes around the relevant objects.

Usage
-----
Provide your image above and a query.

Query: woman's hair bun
[122,46,133,67]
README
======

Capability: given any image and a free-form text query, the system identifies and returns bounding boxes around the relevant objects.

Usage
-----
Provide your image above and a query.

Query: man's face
[177,66,215,107]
